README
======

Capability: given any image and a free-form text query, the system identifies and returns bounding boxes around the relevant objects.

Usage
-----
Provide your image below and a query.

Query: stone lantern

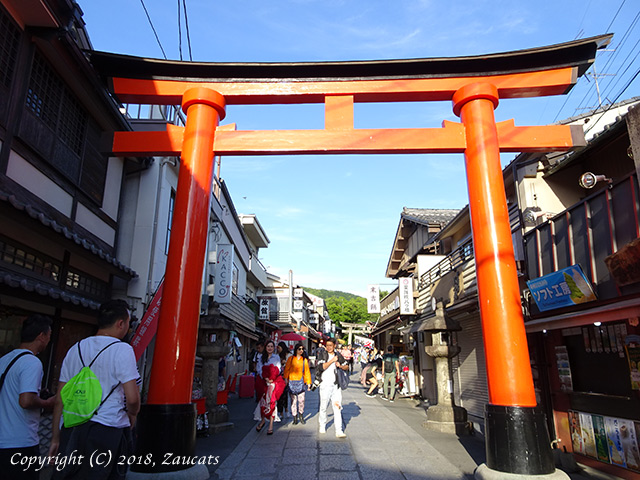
[423,300,468,435]
[197,306,232,430]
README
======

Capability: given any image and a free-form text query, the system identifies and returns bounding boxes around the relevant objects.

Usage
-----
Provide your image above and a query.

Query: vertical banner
[214,244,234,304]
[399,277,414,314]
[367,284,380,313]
[131,281,164,361]
[259,298,270,320]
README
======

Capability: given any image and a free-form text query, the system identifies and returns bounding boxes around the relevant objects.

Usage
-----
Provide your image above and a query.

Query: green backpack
[60,340,120,428]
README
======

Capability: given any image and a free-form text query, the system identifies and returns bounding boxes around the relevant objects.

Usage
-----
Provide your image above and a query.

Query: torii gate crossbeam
[92,34,611,478]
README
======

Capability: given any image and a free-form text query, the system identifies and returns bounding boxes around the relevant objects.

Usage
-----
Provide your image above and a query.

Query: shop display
[555,346,573,392]
[568,410,640,473]
[604,416,626,468]
[592,415,610,463]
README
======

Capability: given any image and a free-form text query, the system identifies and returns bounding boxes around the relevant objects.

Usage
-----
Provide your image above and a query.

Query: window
[165,190,176,255]
[22,50,107,204]
[0,5,19,90]
[0,236,60,283]
[65,269,108,298]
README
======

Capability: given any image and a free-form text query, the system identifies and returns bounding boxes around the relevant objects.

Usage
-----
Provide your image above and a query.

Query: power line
[139,0,167,59]
[182,0,193,61]
[177,0,183,60]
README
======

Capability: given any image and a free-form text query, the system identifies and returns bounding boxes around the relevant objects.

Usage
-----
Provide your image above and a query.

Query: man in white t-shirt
[317,338,349,438]
[0,315,55,480]
[49,300,140,480]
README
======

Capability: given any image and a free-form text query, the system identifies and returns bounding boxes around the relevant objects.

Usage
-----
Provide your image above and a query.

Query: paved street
[197,371,623,480]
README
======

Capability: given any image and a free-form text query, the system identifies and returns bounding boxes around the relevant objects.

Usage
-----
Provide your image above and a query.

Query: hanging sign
[214,244,234,304]
[259,298,269,320]
[367,284,380,313]
[131,281,164,361]
[399,277,414,315]
[527,265,596,312]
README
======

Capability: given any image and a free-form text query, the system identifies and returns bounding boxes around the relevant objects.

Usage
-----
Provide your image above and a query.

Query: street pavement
[197,369,624,480]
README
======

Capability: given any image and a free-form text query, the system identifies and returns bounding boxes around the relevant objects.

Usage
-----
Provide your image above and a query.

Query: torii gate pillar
[453,84,560,478]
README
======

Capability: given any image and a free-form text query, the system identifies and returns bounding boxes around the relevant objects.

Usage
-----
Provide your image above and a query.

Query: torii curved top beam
[89,34,611,106]
[89,34,610,82]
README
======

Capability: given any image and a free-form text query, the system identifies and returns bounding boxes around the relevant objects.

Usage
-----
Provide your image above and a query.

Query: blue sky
[80,0,639,296]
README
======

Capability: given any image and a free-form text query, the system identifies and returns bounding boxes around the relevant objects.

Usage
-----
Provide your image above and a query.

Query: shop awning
[525,296,640,333]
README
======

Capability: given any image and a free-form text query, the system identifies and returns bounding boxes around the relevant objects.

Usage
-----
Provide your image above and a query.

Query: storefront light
[593,321,602,326]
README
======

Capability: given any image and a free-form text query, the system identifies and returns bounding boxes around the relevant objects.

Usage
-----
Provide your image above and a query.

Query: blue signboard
[527,265,597,312]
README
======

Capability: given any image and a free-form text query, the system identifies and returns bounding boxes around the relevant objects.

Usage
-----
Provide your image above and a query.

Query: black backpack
[383,354,396,374]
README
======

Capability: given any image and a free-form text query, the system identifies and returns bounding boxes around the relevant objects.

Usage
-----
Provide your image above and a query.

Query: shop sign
[293,288,303,299]
[214,244,234,304]
[354,335,374,348]
[399,277,414,315]
[259,298,269,320]
[367,284,380,313]
[527,265,596,312]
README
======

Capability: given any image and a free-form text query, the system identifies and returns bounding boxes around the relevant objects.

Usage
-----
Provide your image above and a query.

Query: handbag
[288,359,308,395]
[336,366,350,390]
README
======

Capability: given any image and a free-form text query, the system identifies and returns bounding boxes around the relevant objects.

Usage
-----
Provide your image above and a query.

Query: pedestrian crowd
[251,339,402,439]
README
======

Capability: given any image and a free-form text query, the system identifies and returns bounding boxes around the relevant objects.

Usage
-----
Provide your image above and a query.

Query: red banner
[131,281,163,360]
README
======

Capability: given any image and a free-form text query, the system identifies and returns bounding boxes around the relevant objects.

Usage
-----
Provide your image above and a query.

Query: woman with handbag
[283,343,312,425]
[254,340,284,435]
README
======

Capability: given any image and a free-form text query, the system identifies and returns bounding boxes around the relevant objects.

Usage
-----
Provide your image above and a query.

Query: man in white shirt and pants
[317,338,349,438]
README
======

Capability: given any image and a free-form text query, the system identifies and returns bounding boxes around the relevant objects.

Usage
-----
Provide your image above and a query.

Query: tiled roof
[0,190,137,278]
[0,269,101,310]
[401,208,461,227]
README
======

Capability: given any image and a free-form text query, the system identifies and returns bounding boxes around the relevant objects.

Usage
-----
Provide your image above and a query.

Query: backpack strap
[0,351,33,392]
[83,340,122,416]
[88,340,121,368]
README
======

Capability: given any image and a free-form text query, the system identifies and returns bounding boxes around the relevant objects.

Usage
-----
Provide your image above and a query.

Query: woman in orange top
[283,343,312,425]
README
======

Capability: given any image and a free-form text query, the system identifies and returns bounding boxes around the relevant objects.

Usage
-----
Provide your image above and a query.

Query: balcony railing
[122,104,186,126]
[419,239,474,289]
[523,171,640,301]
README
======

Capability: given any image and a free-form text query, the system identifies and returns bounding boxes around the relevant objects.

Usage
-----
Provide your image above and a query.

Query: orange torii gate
[91,34,610,478]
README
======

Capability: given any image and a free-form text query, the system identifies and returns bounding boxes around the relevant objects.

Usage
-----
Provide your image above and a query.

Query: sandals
[256,421,265,432]
[267,429,273,435]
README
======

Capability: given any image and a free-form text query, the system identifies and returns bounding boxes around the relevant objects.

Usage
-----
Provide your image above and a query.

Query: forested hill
[303,287,375,325]
[303,288,361,301]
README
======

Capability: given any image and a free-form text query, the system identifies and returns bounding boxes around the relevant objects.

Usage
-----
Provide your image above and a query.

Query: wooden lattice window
[0,5,20,89]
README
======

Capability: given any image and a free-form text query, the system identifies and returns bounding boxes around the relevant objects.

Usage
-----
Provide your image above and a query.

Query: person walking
[316,338,349,438]
[283,343,311,425]
[0,315,55,480]
[381,345,400,402]
[250,341,265,402]
[276,341,291,419]
[254,340,284,435]
[49,299,141,480]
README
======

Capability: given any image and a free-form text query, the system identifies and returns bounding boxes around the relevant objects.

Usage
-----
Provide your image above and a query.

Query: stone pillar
[423,302,468,435]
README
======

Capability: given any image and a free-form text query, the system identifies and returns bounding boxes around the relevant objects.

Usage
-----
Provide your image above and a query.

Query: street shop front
[526,299,640,479]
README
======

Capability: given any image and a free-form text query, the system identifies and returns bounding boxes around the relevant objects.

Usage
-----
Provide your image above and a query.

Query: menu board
[592,415,610,463]
[605,416,627,468]
[555,346,573,392]
[579,412,597,458]
[568,410,640,472]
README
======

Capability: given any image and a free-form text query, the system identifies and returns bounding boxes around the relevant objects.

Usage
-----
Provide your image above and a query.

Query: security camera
[579,172,612,189]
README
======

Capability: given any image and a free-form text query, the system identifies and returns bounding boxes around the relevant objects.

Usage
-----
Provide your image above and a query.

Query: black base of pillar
[485,404,555,475]
[131,403,197,473]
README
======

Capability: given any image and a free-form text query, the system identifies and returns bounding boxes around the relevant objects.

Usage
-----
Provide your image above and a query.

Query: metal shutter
[452,313,489,426]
